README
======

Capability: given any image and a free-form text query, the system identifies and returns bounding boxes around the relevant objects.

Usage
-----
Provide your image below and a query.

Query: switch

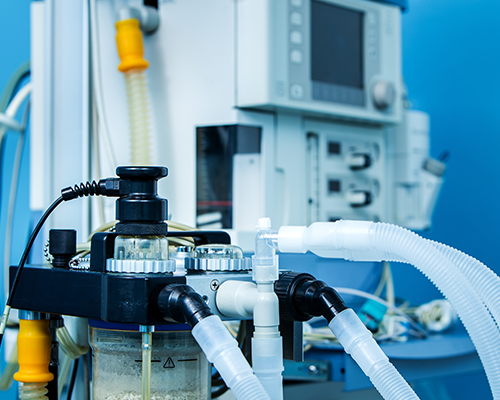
[346,191,372,207]
[346,153,372,170]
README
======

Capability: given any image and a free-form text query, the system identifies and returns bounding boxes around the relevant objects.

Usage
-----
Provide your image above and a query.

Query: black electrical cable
[8,196,63,307]
[67,357,80,400]
[0,196,64,347]
[0,175,118,347]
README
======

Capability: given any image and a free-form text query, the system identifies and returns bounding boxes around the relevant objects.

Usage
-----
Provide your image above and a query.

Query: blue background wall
[0,1,32,398]
[391,0,500,331]
[404,0,500,271]
[395,1,500,398]
[0,0,498,398]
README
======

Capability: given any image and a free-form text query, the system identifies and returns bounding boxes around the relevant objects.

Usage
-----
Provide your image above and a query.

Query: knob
[346,153,372,170]
[346,190,372,207]
[115,166,168,235]
[49,229,77,268]
[116,166,167,180]
[372,81,395,110]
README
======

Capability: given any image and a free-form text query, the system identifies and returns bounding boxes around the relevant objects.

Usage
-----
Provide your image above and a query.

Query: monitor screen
[311,1,364,89]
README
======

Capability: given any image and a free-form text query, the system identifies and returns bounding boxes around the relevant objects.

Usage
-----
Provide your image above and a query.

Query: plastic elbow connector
[157,284,213,327]
[14,320,54,383]
[115,18,149,72]
[274,271,347,322]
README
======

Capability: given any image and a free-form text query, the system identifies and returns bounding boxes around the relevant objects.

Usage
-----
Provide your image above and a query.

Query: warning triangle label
[163,357,175,369]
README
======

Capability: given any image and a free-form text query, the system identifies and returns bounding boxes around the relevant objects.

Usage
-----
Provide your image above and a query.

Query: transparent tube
[330,309,419,400]
[283,220,500,399]
[191,315,271,400]
[252,219,282,399]
[57,326,89,359]
[58,356,71,398]
[251,335,283,400]
[142,332,152,400]
[124,69,152,166]
[19,382,48,400]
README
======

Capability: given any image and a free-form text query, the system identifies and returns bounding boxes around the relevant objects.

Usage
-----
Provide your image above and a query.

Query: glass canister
[90,322,210,400]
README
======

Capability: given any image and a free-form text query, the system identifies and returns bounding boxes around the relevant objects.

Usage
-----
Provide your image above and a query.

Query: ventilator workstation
[0,0,498,399]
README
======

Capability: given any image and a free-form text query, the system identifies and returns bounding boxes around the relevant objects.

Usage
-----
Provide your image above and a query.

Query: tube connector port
[14,319,54,383]
[115,18,149,72]
[275,271,347,323]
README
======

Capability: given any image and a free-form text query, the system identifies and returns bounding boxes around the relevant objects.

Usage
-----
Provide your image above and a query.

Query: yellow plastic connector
[116,18,149,72]
[14,319,54,383]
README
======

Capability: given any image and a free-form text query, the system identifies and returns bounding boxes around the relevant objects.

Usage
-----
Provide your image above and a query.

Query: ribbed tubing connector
[125,69,152,166]
[18,382,48,399]
[329,309,418,400]
[191,315,271,400]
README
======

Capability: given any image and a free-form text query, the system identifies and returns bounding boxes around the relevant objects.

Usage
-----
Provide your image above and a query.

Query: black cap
[49,229,77,268]
[114,166,168,235]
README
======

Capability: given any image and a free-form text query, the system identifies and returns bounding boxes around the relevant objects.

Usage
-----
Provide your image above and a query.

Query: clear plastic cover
[114,236,169,261]
[192,244,243,260]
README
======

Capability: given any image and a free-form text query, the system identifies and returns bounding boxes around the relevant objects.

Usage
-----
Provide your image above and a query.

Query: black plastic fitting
[49,230,77,268]
[275,271,347,323]
[115,166,168,235]
[157,284,213,327]
[144,0,158,9]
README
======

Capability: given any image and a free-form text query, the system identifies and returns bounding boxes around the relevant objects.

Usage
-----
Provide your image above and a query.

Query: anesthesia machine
[1,0,498,400]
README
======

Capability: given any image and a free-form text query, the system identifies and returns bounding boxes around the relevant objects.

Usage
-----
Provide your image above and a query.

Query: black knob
[116,166,168,180]
[115,166,168,235]
[49,230,77,268]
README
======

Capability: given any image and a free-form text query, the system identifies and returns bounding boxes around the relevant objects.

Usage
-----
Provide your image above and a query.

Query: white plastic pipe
[251,218,283,400]
[330,309,419,400]
[215,279,282,400]
[216,280,256,319]
[191,315,270,400]
[277,221,500,400]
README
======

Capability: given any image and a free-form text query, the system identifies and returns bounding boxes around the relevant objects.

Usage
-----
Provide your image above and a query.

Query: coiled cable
[67,181,102,198]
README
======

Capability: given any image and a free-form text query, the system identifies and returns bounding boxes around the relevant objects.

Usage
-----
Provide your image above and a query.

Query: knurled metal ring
[106,259,175,274]
[186,257,251,272]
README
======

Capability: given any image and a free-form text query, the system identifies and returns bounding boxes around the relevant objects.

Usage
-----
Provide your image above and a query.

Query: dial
[372,81,395,110]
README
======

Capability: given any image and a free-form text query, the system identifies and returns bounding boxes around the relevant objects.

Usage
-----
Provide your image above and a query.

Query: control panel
[305,119,386,223]
[237,0,402,124]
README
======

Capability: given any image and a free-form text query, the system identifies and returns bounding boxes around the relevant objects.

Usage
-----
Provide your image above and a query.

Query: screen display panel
[311,1,364,89]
